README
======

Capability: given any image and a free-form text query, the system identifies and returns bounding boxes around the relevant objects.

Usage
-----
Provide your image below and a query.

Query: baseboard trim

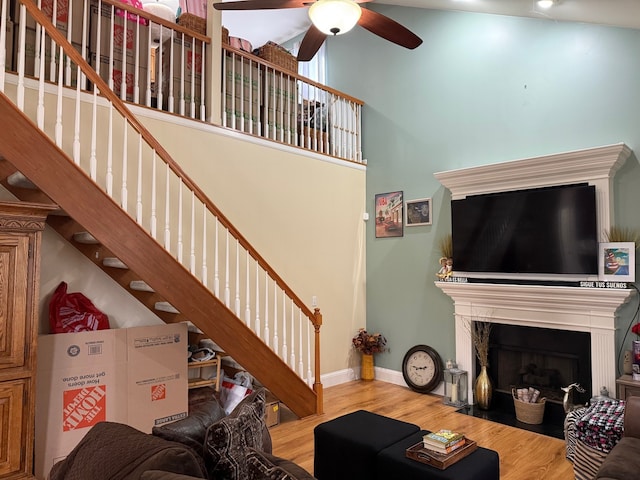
[320,367,445,397]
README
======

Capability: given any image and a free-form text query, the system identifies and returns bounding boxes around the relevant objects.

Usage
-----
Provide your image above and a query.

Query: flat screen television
[451,183,598,278]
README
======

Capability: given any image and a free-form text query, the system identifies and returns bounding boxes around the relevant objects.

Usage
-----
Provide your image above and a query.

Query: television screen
[451,184,598,277]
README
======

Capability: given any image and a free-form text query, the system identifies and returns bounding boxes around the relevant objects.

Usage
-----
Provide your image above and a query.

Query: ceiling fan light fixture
[308,0,362,36]
[537,0,555,8]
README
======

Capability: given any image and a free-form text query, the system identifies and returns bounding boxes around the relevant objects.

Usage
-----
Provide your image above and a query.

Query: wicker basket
[512,389,546,424]
[257,41,298,73]
[177,13,206,35]
[222,26,229,45]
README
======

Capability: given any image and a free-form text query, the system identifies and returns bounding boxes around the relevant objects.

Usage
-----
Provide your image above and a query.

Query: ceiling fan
[213,0,423,61]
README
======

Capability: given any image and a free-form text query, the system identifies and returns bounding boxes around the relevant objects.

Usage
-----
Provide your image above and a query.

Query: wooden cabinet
[616,375,640,400]
[0,201,55,480]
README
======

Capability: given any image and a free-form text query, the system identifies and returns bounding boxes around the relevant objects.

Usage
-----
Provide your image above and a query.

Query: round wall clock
[402,344,443,393]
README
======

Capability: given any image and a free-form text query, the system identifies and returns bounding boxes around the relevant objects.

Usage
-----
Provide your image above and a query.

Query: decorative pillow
[152,399,226,458]
[245,448,316,480]
[204,389,267,479]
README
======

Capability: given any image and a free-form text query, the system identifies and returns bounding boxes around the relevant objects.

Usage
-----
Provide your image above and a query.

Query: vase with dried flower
[352,328,387,381]
[467,320,493,409]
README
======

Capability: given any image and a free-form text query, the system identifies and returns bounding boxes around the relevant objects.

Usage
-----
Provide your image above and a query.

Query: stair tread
[130,280,155,292]
[73,232,99,244]
[103,257,128,269]
[155,302,180,314]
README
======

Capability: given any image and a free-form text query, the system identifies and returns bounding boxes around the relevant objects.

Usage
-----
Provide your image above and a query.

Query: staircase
[0,0,322,418]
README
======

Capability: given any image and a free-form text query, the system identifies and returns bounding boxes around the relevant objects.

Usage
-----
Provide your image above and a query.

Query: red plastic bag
[49,282,110,334]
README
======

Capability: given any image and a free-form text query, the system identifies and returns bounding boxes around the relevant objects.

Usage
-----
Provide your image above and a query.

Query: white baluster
[177,181,183,263]
[108,6,114,91]
[106,104,114,195]
[121,118,128,210]
[245,251,251,326]
[190,193,196,273]
[168,31,174,112]
[307,313,312,385]
[201,209,208,287]
[200,40,205,121]
[134,20,140,104]
[156,27,163,110]
[145,26,152,106]
[264,272,269,347]
[36,25,46,128]
[164,163,170,250]
[179,33,185,116]
[189,37,195,117]
[290,301,295,370]
[213,220,219,296]
[298,309,304,378]
[150,150,157,238]
[273,284,278,355]
[73,66,81,163]
[34,0,42,78]
[89,90,98,180]
[282,291,287,362]
[136,135,143,223]
[120,15,128,100]
[224,230,230,307]
[17,6,26,110]
[80,0,88,88]
[255,263,260,337]
[234,241,240,316]
[55,45,63,147]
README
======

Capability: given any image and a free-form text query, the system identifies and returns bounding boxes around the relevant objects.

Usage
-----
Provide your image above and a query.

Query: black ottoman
[314,410,420,480]
[375,430,500,480]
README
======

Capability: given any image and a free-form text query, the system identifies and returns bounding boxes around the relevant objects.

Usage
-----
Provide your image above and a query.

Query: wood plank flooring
[269,380,575,479]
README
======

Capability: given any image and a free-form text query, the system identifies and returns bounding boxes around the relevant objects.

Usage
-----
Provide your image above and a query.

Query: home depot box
[90,51,148,102]
[34,323,188,480]
[159,35,203,112]
[224,53,260,100]
[125,323,189,432]
[11,0,84,43]
[34,328,128,480]
[265,391,280,427]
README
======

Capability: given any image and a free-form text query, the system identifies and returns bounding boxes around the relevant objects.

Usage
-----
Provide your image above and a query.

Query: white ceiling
[221,0,640,52]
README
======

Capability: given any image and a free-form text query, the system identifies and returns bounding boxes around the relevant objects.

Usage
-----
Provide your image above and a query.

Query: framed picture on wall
[375,191,404,238]
[405,198,432,226]
[598,242,635,282]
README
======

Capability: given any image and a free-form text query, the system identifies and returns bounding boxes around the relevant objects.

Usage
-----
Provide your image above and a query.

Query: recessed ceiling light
[537,0,555,8]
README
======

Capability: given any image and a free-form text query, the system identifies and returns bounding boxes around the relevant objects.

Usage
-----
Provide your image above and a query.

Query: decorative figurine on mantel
[436,257,453,280]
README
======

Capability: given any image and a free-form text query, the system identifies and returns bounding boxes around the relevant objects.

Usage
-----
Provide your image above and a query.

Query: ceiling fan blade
[213,0,307,11]
[297,24,327,61]
[358,8,422,50]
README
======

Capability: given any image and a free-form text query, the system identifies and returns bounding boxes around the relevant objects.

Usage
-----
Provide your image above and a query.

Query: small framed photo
[405,198,432,226]
[599,242,635,282]
[375,191,403,238]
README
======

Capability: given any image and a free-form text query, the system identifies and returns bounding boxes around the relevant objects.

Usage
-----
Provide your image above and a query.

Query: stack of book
[422,429,466,454]
[405,428,478,470]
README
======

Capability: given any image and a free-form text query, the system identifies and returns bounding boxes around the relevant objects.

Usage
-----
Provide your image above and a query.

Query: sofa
[595,395,640,479]
[47,388,315,480]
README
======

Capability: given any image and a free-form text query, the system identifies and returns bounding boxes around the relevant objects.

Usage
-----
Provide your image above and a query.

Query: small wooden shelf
[616,375,640,400]
[188,353,226,391]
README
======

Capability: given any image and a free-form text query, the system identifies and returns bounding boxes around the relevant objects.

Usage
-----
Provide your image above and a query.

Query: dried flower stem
[464,318,492,368]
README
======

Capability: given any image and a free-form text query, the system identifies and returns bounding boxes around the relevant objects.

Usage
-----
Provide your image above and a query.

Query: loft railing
[0,0,322,408]
[1,0,365,162]
[222,46,364,162]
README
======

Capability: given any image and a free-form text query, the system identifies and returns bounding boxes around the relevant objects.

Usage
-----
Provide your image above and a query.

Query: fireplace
[433,144,636,436]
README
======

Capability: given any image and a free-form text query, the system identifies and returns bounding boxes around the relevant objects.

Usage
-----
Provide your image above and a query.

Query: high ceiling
[220,0,640,52]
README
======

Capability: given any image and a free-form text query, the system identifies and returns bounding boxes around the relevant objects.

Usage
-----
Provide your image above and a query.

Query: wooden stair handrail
[19,0,318,323]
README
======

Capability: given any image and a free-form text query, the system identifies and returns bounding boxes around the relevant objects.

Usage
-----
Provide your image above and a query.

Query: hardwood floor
[269,380,575,479]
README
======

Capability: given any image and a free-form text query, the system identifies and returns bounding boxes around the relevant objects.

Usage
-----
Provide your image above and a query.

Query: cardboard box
[265,391,280,427]
[89,1,150,61]
[89,51,148,103]
[159,35,203,112]
[34,323,188,480]
[20,26,84,86]
[12,0,85,44]
[224,53,260,101]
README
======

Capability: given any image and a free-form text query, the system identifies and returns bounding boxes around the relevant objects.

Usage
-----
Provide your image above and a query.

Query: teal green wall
[325,7,640,374]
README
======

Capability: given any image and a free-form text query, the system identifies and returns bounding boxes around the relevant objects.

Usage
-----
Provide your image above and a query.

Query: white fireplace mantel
[435,281,634,400]
[434,143,635,401]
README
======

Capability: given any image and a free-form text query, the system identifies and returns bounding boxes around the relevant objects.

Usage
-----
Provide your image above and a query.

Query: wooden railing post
[313,307,323,414]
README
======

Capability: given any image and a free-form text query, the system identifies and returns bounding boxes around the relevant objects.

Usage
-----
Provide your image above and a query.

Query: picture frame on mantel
[405,198,432,226]
[375,191,404,238]
[599,242,635,282]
